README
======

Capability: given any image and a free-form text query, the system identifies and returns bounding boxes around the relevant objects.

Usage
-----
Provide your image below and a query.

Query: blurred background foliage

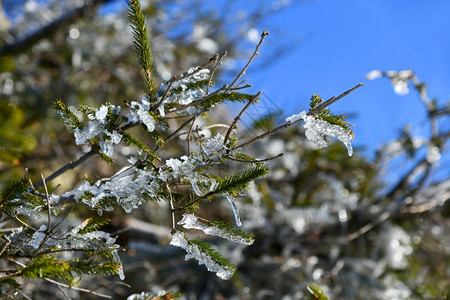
[0,0,449,299]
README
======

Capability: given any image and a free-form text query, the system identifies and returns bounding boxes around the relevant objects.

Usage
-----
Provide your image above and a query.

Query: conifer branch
[174,164,270,211]
[233,83,363,150]
[127,0,156,100]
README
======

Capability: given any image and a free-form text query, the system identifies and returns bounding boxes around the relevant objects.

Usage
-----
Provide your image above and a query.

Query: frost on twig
[286,111,354,156]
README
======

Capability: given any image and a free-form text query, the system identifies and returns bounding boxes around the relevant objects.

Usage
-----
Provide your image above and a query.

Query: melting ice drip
[286,111,354,156]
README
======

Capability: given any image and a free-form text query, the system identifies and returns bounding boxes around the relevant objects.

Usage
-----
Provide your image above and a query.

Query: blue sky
[242,0,450,158]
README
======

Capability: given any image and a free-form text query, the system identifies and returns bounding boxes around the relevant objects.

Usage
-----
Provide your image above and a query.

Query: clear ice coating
[202,133,225,156]
[29,224,47,249]
[178,213,254,245]
[62,167,160,214]
[224,194,242,227]
[156,67,210,115]
[165,155,216,196]
[72,104,122,158]
[74,119,105,145]
[293,111,354,156]
[126,96,155,131]
[170,231,236,280]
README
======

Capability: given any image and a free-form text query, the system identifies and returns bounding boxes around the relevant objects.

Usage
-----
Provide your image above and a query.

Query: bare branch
[229,30,270,88]
[223,91,261,146]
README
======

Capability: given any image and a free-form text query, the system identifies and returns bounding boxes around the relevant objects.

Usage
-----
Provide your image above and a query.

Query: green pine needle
[122,131,158,161]
[172,79,209,94]
[208,220,255,244]
[99,152,115,165]
[188,238,236,270]
[77,216,111,235]
[127,0,156,100]
[0,177,28,203]
[197,92,256,110]
[309,94,323,109]
[69,259,120,277]
[19,256,72,281]
[303,283,330,300]
[0,278,21,289]
[54,99,83,131]
[78,104,96,118]
[308,94,352,131]
[213,163,270,196]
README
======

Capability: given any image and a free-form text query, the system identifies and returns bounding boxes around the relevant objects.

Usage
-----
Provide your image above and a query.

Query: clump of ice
[73,104,122,157]
[62,168,160,214]
[126,96,155,131]
[29,224,47,249]
[178,213,254,245]
[287,111,354,156]
[170,230,236,280]
[157,67,210,115]
[165,155,216,196]
[202,133,225,156]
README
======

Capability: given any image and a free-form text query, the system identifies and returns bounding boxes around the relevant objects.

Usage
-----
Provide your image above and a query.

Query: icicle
[111,249,125,280]
[224,194,242,227]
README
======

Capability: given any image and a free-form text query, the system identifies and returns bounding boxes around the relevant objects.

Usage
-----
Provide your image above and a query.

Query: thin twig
[308,83,364,116]
[152,76,175,112]
[347,210,391,241]
[229,30,269,88]
[0,237,11,257]
[186,117,196,155]
[207,51,227,95]
[41,174,52,232]
[25,168,35,190]
[32,150,96,191]
[153,116,196,152]
[152,53,218,112]
[233,83,363,150]
[166,182,176,229]
[223,91,261,146]
[44,278,112,299]
[228,153,284,163]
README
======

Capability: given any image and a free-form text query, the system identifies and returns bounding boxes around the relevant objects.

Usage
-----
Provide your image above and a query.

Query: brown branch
[32,150,96,191]
[207,51,227,95]
[233,83,363,151]
[223,91,261,146]
[308,83,364,116]
[229,30,269,88]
